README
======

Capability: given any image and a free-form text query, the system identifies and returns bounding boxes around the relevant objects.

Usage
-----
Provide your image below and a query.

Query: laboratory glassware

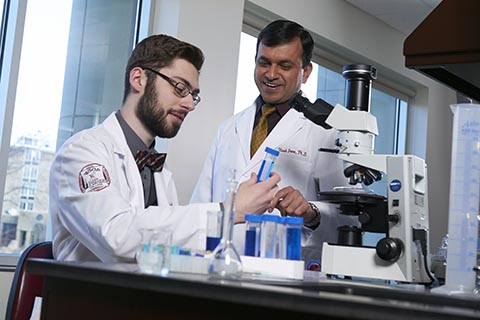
[209,169,243,278]
[260,214,280,258]
[434,103,480,295]
[257,147,280,182]
[285,216,303,260]
[244,214,262,257]
[136,228,172,277]
[206,210,222,251]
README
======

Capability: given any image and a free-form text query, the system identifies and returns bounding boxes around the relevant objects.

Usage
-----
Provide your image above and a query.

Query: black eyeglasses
[142,67,201,106]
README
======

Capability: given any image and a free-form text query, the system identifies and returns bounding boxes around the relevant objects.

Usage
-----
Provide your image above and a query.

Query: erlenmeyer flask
[209,169,242,278]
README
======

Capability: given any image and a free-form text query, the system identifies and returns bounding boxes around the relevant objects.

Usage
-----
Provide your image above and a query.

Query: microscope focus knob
[376,238,403,262]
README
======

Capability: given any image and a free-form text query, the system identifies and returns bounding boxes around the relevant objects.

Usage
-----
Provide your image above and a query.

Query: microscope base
[322,243,410,283]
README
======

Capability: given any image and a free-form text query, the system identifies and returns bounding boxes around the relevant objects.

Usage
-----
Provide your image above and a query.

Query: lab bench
[26,258,480,320]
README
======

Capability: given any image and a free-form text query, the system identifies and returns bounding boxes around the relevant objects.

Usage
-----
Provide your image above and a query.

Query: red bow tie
[135,150,167,172]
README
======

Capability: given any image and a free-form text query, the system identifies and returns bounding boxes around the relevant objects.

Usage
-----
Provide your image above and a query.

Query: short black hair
[256,20,314,68]
[123,34,204,102]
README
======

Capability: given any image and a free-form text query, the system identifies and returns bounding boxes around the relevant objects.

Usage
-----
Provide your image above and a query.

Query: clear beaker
[136,228,172,277]
[433,103,480,295]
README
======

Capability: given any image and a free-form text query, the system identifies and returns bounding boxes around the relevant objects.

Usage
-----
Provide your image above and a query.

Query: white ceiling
[345,0,442,35]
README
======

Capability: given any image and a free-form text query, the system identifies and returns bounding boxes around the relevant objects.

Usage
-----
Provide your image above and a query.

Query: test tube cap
[262,214,281,223]
[285,216,304,225]
[264,147,280,157]
[245,214,263,223]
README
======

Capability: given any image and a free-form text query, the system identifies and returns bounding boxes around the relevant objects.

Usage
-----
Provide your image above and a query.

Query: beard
[136,80,181,139]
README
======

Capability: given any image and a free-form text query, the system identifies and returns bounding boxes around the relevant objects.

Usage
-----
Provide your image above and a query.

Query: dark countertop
[27,258,480,320]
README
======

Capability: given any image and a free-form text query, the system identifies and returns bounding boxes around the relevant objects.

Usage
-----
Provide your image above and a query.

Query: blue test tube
[285,216,303,260]
[257,147,280,182]
[244,214,262,257]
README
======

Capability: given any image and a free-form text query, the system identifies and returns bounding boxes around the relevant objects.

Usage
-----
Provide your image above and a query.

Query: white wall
[0,271,14,318]
[156,0,455,251]
[151,0,245,207]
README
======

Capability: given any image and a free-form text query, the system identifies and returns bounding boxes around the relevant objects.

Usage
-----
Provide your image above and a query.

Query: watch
[304,202,321,229]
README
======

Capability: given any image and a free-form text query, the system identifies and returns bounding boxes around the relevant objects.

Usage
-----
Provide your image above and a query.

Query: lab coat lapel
[103,113,145,209]
[241,108,306,178]
[153,169,178,206]
[234,105,257,167]
[263,108,305,150]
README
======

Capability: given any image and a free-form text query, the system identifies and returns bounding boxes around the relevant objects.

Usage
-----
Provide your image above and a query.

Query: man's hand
[269,186,317,223]
[234,172,280,224]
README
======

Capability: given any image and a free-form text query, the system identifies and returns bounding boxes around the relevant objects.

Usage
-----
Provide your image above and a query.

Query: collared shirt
[252,96,292,135]
[115,111,157,208]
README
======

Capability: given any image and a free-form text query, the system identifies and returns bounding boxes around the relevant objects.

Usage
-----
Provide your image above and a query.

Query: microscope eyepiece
[288,93,310,112]
[342,64,377,112]
[288,93,334,129]
[342,64,377,80]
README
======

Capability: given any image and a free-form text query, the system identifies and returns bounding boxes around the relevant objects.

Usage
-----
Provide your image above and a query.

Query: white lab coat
[191,102,356,264]
[50,113,219,262]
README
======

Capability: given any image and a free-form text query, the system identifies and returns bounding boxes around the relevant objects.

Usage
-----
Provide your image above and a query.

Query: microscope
[289,64,433,284]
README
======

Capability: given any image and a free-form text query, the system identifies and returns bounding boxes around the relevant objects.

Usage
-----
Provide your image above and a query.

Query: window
[0,0,144,260]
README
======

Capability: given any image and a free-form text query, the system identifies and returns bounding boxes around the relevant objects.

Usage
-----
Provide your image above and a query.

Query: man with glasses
[191,20,354,268]
[49,34,280,262]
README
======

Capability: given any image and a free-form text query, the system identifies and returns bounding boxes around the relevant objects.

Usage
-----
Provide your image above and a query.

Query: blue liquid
[206,236,221,251]
[244,230,256,256]
[257,159,275,182]
[286,228,301,260]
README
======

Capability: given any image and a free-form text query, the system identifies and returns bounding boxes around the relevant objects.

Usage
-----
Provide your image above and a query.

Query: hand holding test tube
[257,147,280,182]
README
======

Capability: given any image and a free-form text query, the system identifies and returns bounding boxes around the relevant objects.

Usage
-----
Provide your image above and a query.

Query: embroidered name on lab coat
[278,147,307,157]
[78,163,111,193]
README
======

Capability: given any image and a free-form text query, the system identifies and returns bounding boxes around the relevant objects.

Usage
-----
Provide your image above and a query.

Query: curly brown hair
[123,34,204,102]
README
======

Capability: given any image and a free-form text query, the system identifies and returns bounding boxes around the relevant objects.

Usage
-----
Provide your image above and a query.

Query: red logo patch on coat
[78,163,111,193]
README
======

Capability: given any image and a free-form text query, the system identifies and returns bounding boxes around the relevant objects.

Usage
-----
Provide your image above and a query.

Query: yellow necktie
[250,104,276,158]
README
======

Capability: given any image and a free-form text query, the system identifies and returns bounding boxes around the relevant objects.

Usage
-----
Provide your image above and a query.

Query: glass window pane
[316,66,345,106]
[0,0,139,255]
[371,89,397,154]
[234,32,258,114]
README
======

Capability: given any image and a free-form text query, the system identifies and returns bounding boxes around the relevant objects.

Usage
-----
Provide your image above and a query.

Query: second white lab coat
[50,113,219,262]
[191,102,356,264]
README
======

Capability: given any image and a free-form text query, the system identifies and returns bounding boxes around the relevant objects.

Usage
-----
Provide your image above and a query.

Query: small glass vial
[257,147,280,182]
[285,216,303,260]
[244,214,262,257]
[260,215,280,258]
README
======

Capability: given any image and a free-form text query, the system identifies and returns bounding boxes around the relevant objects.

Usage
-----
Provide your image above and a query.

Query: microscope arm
[338,154,387,173]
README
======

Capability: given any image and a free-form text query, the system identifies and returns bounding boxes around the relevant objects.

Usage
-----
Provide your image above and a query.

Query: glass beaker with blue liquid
[257,147,280,182]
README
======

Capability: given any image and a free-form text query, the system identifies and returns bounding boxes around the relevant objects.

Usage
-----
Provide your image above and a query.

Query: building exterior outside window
[0,0,141,257]
[0,133,52,252]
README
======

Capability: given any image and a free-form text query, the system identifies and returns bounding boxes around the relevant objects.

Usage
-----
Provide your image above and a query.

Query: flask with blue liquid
[257,147,280,182]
